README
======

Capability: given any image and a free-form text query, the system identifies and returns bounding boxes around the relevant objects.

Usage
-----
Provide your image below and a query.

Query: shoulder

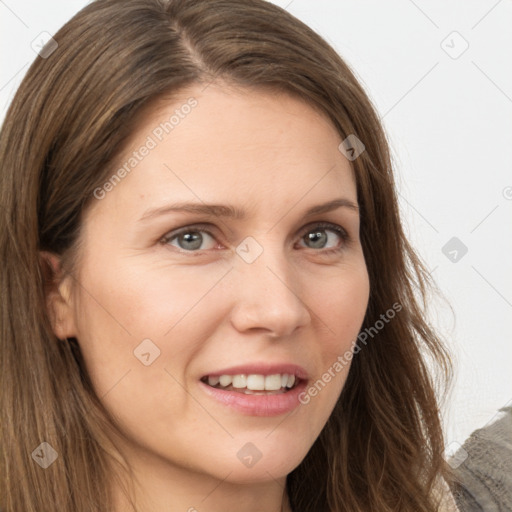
[449,407,512,511]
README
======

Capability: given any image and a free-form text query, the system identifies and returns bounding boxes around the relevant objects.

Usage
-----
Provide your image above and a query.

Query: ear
[39,251,78,340]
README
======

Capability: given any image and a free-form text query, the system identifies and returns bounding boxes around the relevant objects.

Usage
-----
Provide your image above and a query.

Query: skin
[46,83,370,512]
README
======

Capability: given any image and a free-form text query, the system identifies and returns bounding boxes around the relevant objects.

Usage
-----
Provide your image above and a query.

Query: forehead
[90,83,357,221]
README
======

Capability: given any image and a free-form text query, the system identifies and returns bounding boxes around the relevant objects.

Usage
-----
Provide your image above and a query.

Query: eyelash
[160,222,350,255]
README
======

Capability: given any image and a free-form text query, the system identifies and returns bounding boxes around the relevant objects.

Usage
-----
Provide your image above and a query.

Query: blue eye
[161,222,349,254]
[164,228,217,251]
[299,223,348,252]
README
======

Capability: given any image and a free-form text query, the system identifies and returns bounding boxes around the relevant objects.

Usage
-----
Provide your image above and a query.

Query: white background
[1,0,511,450]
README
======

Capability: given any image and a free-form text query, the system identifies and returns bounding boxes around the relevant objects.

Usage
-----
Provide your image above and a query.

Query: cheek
[296,262,369,415]
[70,261,223,448]
[74,255,230,340]
[307,261,370,352]
[71,257,232,392]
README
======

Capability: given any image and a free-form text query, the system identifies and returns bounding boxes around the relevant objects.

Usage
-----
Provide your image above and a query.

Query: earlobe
[39,251,77,340]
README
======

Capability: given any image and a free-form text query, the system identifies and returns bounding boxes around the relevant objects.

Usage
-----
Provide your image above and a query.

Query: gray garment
[450,407,512,512]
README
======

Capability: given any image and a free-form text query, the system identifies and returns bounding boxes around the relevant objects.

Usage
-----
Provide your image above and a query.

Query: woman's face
[55,84,369,486]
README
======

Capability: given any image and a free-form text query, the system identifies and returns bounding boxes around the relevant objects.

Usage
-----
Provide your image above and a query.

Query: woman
[0,0,457,510]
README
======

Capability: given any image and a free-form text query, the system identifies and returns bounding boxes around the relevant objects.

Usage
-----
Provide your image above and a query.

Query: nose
[229,246,312,338]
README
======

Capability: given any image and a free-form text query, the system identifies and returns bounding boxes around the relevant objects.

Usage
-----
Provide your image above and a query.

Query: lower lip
[198,379,308,416]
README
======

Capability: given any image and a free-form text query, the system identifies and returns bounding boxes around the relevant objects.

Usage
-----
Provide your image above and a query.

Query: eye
[161,222,349,254]
[162,226,218,252]
[297,223,348,252]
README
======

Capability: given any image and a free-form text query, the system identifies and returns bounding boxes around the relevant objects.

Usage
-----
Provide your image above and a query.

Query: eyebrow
[138,197,359,222]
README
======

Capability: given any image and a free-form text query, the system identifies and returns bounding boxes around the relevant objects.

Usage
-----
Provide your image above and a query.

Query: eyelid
[163,222,217,238]
[298,221,348,238]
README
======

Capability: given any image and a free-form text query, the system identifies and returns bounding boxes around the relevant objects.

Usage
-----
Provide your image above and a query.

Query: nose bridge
[229,237,311,336]
[237,236,294,293]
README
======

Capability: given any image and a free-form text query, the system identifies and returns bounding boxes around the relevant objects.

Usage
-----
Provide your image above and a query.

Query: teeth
[206,373,298,391]
[219,375,232,387]
[208,375,220,386]
[244,389,269,395]
[232,374,247,388]
[265,374,282,391]
[246,374,265,390]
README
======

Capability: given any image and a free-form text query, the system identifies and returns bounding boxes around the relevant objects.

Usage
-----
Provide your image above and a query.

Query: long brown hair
[0,0,453,510]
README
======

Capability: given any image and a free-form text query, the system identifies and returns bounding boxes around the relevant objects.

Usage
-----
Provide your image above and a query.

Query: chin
[204,436,310,484]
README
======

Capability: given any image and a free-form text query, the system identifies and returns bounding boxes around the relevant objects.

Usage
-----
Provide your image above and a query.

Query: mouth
[198,363,309,416]
[200,373,301,395]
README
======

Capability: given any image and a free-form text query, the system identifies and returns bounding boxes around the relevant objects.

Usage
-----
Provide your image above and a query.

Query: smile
[201,373,299,394]
[198,364,309,416]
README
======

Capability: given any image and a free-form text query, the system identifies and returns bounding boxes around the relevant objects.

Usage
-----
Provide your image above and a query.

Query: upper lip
[201,363,309,380]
